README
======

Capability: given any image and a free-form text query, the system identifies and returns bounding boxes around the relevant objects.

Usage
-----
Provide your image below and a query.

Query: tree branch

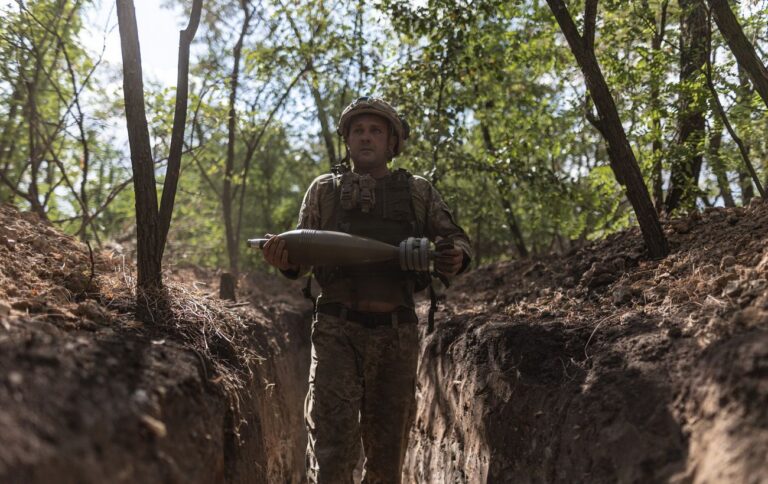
[235,64,309,245]
[704,15,765,198]
[706,0,768,110]
[584,0,599,52]
[157,0,203,254]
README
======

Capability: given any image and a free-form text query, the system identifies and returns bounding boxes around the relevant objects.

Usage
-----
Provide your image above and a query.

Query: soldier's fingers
[273,240,285,265]
[435,260,451,273]
[263,237,282,265]
[436,257,461,276]
[265,236,282,256]
[263,238,274,257]
[436,254,461,266]
[279,247,290,269]
[261,237,273,255]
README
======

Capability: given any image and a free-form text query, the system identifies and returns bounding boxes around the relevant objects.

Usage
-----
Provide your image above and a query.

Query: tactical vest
[313,168,426,309]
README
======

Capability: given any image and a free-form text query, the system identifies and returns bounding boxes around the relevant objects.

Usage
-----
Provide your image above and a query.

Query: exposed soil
[2,199,767,483]
[406,199,768,483]
[0,204,311,483]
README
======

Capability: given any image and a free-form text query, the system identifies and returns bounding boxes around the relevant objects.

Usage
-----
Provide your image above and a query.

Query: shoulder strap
[410,175,452,332]
[303,169,344,311]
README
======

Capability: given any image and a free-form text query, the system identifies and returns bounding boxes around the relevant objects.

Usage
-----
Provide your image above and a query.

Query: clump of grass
[101,269,264,438]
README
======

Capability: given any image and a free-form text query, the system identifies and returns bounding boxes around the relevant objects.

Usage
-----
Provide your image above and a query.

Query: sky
[76,1,211,170]
[83,0,187,87]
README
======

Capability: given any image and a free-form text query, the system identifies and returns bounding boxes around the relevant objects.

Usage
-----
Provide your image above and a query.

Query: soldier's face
[346,114,396,174]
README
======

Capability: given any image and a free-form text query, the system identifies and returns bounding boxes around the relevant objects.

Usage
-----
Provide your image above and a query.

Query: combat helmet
[337,97,410,156]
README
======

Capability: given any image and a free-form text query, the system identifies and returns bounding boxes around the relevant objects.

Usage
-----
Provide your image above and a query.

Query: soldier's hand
[262,234,298,271]
[434,243,463,276]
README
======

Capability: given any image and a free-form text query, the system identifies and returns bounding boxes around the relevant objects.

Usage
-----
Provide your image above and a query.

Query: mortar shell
[248,229,400,266]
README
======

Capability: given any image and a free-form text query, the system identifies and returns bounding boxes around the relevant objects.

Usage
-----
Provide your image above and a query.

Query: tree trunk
[707,0,768,110]
[707,121,735,207]
[157,0,202,255]
[117,0,162,290]
[117,0,202,296]
[740,170,754,204]
[219,272,237,301]
[480,122,529,257]
[704,44,766,201]
[665,0,707,213]
[547,0,668,258]
[235,67,306,254]
[309,70,338,169]
[25,78,46,218]
[222,2,252,283]
[648,0,669,212]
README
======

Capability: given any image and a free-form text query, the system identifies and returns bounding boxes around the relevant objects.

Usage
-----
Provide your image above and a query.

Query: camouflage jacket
[284,169,473,306]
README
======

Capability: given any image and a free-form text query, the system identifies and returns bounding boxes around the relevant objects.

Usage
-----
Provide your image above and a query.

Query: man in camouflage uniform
[262,97,472,483]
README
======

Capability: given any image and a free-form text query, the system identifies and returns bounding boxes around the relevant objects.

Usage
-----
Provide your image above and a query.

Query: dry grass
[99,267,263,436]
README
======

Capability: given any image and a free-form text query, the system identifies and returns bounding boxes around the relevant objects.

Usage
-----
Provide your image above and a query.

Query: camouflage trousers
[305,310,420,484]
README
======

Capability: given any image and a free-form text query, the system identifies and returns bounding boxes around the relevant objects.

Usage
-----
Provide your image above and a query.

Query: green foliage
[2,0,767,270]
[0,0,129,242]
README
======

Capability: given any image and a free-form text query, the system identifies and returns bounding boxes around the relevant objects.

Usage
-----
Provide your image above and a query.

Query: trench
[403,311,768,483]
[3,203,768,482]
[2,286,767,483]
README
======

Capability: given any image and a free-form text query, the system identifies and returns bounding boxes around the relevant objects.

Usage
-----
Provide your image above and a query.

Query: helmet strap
[332,142,351,176]
[343,145,350,165]
[337,130,350,164]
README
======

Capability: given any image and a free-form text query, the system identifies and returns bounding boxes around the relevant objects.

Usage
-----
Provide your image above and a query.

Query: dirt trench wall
[4,202,768,483]
[404,201,768,483]
[0,204,315,483]
[680,330,768,482]
[0,304,311,484]
[230,307,312,483]
[405,316,768,483]
[405,318,687,483]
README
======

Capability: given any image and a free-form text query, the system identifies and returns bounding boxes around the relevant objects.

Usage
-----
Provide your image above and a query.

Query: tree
[665,0,708,213]
[480,120,528,258]
[177,0,313,297]
[706,119,735,207]
[0,0,135,241]
[6,0,768,272]
[220,0,255,299]
[704,31,766,200]
[116,0,202,300]
[546,0,669,258]
[642,0,671,212]
[707,0,768,111]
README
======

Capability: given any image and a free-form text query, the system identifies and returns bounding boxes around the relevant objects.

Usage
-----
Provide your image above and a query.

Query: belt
[316,303,418,328]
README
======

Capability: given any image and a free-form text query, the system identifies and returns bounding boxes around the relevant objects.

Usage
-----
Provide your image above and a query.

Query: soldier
[262,97,472,483]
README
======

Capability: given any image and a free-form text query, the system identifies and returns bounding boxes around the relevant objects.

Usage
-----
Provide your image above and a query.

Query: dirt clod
[140,415,168,439]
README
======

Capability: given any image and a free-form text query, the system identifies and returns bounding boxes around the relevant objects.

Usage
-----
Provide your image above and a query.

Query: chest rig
[313,167,423,306]
[336,169,417,244]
